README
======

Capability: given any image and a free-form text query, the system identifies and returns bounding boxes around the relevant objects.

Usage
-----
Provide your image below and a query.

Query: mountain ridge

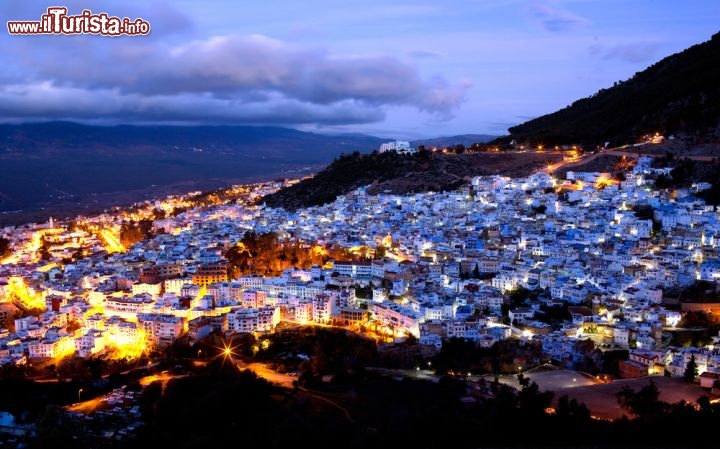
[410,134,498,149]
[0,121,385,159]
[502,31,720,148]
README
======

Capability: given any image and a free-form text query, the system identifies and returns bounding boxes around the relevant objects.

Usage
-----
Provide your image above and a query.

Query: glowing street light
[78,388,83,403]
[218,341,237,364]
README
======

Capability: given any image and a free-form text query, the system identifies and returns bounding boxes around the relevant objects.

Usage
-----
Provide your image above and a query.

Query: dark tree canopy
[0,236,11,258]
[684,354,699,382]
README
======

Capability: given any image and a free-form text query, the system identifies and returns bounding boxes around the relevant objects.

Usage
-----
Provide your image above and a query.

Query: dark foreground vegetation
[2,327,718,449]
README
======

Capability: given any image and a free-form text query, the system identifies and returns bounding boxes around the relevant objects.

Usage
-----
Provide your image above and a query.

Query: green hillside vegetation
[260,149,562,211]
[261,149,462,210]
[505,32,720,148]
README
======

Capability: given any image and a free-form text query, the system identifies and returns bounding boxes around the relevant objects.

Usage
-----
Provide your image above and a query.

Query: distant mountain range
[0,122,385,225]
[410,134,497,149]
[505,31,720,148]
[0,121,385,160]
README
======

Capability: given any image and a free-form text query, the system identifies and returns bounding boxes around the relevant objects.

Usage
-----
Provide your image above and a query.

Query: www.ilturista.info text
[7,7,150,36]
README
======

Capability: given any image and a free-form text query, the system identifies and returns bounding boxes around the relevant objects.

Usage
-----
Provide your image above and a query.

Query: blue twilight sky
[1,0,718,139]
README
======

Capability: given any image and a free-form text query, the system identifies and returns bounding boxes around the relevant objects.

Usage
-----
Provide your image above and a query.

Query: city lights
[98,227,126,253]
[4,276,46,311]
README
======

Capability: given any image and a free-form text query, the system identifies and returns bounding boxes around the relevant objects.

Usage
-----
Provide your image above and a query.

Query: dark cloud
[529,1,590,32]
[588,42,661,63]
[0,83,385,125]
[0,31,468,126]
[33,35,467,111]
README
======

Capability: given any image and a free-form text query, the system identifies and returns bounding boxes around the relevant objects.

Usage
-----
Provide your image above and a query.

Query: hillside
[0,122,385,159]
[411,134,497,149]
[0,122,385,225]
[260,149,563,211]
[505,31,720,148]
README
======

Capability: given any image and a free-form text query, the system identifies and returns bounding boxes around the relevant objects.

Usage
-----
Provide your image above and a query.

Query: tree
[555,394,591,422]
[152,207,167,219]
[472,263,481,279]
[616,380,669,420]
[684,354,698,382]
[38,236,52,260]
[509,286,532,306]
[517,380,554,417]
[119,221,145,247]
[653,173,672,189]
[72,246,84,260]
[138,218,154,238]
[517,372,530,387]
[633,204,655,221]
[375,245,387,259]
[574,338,596,356]
[0,236,11,258]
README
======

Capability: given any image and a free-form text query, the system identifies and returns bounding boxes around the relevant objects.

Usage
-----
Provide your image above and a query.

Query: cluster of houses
[2,156,720,385]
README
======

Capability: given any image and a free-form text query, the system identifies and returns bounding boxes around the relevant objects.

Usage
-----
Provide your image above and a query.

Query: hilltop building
[379,140,416,155]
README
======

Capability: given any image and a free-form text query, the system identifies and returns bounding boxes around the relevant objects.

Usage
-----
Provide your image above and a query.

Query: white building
[370,301,421,338]
[28,336,75,359]
[228,306,280,334]
[379,140,415,154]
[137,313,187,347]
